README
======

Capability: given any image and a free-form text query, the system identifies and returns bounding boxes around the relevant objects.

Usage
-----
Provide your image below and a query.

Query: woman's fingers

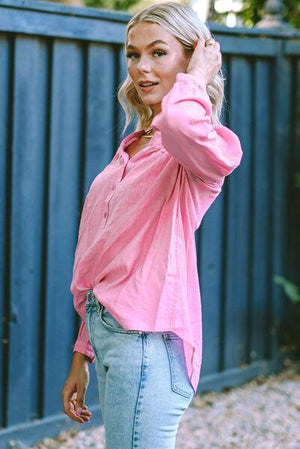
[76,404,93,420]
[70,396,92,421]
[62,364,91,424]
[63,397,84,423]
[70,397,93,423]
[194,37,220,53]
[81,405,93,416]
[62,386,89,424]
[188,37,222,84]
[69,400,85,423]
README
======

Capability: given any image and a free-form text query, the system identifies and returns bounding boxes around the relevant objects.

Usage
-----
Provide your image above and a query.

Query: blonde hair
[117,1,226,135]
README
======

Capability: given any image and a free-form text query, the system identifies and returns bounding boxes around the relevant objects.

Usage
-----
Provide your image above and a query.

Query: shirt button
[104,212,107,218]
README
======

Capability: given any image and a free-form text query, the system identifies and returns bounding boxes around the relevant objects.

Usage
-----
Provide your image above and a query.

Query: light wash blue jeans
[85,289,195,449]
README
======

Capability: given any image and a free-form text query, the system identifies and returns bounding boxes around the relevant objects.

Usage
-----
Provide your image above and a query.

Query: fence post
[255,0,294,30]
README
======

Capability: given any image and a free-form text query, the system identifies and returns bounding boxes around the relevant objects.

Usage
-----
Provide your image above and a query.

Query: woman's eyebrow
[126,40,169,50]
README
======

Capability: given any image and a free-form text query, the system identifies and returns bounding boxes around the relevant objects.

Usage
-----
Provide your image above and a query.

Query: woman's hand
[186,37,222,86]
[61,352,92,424]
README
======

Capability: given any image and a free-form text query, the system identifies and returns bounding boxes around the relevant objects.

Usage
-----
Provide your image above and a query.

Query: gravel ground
[28,359,300,449]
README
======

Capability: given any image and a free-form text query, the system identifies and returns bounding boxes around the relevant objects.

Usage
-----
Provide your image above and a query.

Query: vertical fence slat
[269,53,292,359]
[286,58,300,319]
[0,34,11,429]
[250,58,272,362]
[84,43,116,195]
[224,55,253,370]
[199,188,226,375]
[7,36,49,426]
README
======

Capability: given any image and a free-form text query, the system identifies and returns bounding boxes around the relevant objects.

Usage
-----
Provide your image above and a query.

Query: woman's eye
[126,52,138,59]
[126,50,167,59]
[153,50,166,57]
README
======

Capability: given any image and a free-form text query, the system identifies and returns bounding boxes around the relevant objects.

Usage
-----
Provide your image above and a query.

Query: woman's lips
[139,83,158,92]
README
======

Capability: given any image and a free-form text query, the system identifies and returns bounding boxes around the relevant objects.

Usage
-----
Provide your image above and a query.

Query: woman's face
[126,22,191,117]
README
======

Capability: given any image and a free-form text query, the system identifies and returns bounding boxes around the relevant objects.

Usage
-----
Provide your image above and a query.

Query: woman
[62,2,243,448]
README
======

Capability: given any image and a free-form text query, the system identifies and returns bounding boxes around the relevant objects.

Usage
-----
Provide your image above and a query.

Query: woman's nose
[137,55,151,72]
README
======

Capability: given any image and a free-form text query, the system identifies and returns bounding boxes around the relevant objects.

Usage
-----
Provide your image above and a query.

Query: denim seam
[85,308,102,361]
[132,333,148,449]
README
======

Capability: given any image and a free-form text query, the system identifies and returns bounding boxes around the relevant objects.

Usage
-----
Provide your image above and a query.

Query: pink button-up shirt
[70,72,243,393]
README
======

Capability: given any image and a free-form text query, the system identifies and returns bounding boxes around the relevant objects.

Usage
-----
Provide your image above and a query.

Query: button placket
[103,196,111,225]
[102,170,121,225]
[119,153,129,182]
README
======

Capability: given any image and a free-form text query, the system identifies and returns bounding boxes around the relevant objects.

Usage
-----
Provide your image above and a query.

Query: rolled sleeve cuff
[73,320,95,363]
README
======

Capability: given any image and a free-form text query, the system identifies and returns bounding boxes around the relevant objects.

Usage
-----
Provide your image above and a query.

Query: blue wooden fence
[0,0,299,446]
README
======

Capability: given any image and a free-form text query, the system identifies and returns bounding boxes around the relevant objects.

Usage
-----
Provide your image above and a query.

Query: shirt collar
[117,126,161,159]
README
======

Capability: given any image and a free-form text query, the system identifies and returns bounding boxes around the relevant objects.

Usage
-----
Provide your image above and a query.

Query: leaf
[273,276,300,303]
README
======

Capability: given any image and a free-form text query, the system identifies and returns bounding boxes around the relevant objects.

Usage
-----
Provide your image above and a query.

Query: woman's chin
[139,94,162,106]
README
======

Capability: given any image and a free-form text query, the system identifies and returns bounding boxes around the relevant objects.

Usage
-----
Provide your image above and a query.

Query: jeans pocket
[97,306,143,335]
[163,332,194,399]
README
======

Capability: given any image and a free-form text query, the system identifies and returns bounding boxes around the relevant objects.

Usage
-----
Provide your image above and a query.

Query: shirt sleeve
[151,72,243,188]
[72,290,95,363]
[73,319,95,363]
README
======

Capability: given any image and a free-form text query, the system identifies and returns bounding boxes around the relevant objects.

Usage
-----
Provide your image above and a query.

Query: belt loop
[86,289,102,311]
[86,289,93,304]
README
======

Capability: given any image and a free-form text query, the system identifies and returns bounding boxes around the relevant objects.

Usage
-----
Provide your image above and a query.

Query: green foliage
[273,276,300,304]
[210,0,300,29]
[237,0,300,29]
[295,172,300,189]
[281,0,300,29]
[237,0,267,27]
[82,0,140,10]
